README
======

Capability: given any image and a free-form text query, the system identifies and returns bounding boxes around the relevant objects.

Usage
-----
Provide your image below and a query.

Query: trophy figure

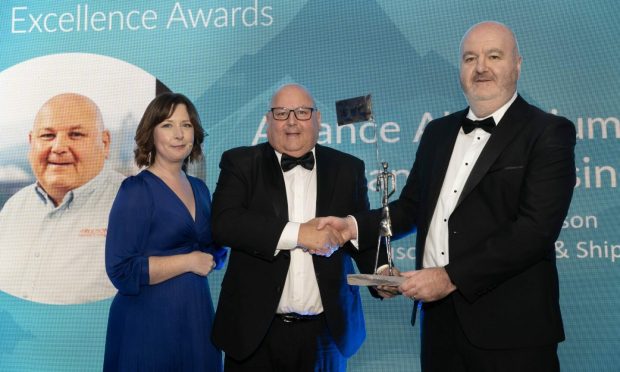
[375,161,396,276]
[335,95,404,287]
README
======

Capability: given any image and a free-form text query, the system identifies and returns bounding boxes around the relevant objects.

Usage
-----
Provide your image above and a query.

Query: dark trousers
[224,314,346,372]
[420,296,560,372]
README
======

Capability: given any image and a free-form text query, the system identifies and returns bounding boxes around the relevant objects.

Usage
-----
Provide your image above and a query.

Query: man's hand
[374,265,401,299]
[316,216,357,241]
[398,267,456,302]
[298,218,343,257]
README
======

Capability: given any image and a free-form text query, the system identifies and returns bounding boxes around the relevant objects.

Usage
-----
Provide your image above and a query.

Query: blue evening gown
[104,170,226,371]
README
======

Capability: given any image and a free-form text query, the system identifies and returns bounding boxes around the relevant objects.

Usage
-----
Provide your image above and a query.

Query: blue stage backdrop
[1,1,618,371]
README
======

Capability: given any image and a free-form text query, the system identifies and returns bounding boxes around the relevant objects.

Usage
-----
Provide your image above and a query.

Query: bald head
[269,84,316,109]
[459,21,522,117]
[29,93,110,206]
[34,93,104,132]
[460,21,520,60]
[266,84,321,157]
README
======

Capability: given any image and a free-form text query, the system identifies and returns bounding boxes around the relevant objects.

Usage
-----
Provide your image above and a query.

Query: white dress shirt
[0,166,123,304]
[273,149,323,315]
[423,92,518,268]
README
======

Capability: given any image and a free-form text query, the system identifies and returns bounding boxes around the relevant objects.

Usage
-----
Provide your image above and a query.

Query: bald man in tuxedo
[320,22,575,372]
[211,84,391,372]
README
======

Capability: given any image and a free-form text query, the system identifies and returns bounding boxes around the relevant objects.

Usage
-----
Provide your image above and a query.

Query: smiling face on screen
[28,93,109,205]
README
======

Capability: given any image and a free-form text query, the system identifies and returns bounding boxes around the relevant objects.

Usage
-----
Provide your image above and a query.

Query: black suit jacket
[211,142,384,360]
[357,95,575,349]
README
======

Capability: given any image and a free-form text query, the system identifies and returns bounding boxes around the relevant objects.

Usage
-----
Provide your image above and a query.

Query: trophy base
[347,273,405,287]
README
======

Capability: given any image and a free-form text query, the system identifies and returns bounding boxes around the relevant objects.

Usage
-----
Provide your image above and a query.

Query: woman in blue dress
[104,93,226,371]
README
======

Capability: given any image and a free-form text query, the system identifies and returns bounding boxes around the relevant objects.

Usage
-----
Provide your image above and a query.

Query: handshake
[298,216,401,299]
[296,216,357,257]
[298,216,457,302]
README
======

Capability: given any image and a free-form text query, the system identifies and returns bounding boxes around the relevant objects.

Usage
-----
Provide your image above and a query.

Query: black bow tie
[280,152,315,172]
[462,117,496,134]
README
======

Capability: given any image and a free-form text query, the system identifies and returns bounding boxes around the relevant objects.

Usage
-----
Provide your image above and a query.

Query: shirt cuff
[275,222,300,253]
[347,215,360,250]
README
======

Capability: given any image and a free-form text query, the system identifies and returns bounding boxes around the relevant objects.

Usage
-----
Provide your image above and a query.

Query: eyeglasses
[270,107,316,121]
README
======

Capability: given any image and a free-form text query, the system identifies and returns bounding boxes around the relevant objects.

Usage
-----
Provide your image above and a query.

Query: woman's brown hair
[134,92,205,172]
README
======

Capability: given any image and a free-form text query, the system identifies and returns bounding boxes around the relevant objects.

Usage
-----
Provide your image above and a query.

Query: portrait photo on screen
[0,53,158,304]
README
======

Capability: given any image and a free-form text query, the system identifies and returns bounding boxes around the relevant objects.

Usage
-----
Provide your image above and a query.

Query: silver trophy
[335,95,404,287]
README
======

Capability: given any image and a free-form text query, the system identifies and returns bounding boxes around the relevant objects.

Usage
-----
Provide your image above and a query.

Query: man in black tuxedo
[320,21,575,371]
[211,84,390,371]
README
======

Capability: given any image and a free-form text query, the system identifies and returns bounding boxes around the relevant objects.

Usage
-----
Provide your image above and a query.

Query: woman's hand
[186,251,216,276]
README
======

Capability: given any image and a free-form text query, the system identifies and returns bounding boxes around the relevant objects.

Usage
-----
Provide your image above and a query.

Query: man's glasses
[270,107,316,121]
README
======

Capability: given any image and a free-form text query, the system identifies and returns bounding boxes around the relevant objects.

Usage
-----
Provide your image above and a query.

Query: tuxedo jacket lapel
[260,143,289,220]
[424,115,463,225]
[315,145,335,217]
[456,96,528,207]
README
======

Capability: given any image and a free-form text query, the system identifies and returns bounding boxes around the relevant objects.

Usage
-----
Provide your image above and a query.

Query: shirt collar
[274,148,317,165]
[34,165,112,209]
[467,91,518,125]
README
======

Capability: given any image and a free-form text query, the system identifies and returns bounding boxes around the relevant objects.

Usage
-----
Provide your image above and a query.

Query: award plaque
[347,273,405,287]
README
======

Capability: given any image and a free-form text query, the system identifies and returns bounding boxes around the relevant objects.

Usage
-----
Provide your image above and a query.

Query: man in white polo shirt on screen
[0,93,123,305]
